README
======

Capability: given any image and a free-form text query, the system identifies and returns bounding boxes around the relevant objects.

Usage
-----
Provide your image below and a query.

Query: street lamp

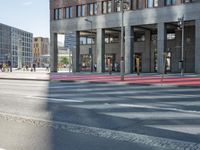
[115,0,129,81]
[85,18,93,72]
[178,16,184,76]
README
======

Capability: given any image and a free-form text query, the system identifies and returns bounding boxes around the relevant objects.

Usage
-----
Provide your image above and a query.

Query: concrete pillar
[96,28,105,73]
[125,26,134,74]
[72,31,80,72]
[144,30,151,72]
[157,22,166,74]
[195,19,200,73]
[50,33,58,72]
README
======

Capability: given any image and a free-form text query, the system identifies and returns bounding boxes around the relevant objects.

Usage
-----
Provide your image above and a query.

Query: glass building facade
[0,23,33,68]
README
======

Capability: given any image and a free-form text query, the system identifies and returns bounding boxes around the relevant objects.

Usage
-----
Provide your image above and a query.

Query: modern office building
[33,37,50,67]
[50,0,200,74]
[0,23,33,68]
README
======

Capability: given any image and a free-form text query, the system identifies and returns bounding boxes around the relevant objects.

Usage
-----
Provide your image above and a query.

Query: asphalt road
[0,79,200,150]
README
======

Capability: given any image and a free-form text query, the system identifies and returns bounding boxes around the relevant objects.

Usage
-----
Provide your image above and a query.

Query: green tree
[60,56,69,65]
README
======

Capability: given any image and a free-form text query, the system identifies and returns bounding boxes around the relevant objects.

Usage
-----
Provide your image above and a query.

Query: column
[96,28,105,73]
[50,33,58,72]
[157,22,166,74]
[144,30,151,72]
[125,26,134,74]
[195,19,200,73]
[72,31,80,72]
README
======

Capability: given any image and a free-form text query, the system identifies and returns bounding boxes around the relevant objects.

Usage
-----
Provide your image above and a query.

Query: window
[65,7,73,18]
[77,5,85,17]
[147,0,154,7]
[147,0,159,7]
[165,0,176,6]
[94,3,97,15]
[88,3,97,16]
[54,8,62,20]
[102,1,107,14]
[89,3,93,15]
[115,1,121,12]
[77,5,81,17]
[183,0,192,3]
[108,1,112,13]
[80,37,87,45]
[126,0,132,10]
[102,1,112,14]
[82,5,85,16]
[167,33,175,40]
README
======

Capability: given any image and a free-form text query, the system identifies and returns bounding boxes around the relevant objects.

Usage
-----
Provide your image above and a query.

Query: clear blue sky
[0,0,49,38]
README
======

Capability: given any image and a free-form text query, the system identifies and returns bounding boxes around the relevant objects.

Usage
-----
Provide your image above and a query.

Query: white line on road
[26,96,84,103]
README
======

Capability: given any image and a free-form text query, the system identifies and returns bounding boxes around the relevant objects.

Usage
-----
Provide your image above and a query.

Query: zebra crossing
[1,80,200,150]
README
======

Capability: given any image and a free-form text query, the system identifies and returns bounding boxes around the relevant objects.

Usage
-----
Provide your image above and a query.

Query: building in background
[0,23,33,68]
[33,37,50,67]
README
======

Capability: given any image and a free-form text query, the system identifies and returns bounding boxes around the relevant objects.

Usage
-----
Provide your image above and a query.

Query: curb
[1,77,200,88]
[51,79,193,88]
[0,77,49,82]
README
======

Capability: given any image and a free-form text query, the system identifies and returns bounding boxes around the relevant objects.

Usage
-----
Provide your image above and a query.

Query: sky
[0,0,50,38]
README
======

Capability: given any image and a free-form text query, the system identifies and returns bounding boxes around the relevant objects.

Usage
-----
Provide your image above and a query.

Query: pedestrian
[0,62,2,72]
[46,64,49,72]
[94,63,97,72]
[114,62,118,72]
[2,63,6,72]
[33,63,36,72]
[7,60,12,72]
[26,65,29,71]
[108,57,112,75]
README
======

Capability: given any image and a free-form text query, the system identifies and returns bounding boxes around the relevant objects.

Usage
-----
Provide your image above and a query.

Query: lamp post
[178,16,184,76]
[116,0,128,81]
[85,18,93,72]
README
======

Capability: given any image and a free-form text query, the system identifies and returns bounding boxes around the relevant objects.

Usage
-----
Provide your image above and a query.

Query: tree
[59,56,69,65]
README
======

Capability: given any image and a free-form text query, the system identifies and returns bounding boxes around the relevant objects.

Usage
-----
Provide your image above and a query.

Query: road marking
[0,111,199,150]
[26,96,84,103]
[0,148,6,150]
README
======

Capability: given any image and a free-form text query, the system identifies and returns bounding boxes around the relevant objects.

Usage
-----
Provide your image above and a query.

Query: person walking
[108,57,112,75]
[0,62,2,72]
[33,63,36,72]
[7,60,12,72]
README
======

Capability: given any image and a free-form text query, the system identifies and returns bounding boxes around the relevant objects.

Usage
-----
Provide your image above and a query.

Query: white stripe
[26,96,84,103]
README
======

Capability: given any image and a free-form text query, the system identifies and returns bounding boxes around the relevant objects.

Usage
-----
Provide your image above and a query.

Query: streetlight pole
[120,0,125,81]
[178,16,184,76]
[116,0,125,81]
[85,18,93,72]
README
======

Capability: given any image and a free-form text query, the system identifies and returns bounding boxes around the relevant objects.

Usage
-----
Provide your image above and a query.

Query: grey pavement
[0,80,200,150]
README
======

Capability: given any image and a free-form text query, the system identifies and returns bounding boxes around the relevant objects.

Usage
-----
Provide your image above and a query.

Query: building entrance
[105,54,116,71]
[80,54,91,71]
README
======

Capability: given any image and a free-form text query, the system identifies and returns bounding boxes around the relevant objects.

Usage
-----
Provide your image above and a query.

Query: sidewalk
[0,71,200,87]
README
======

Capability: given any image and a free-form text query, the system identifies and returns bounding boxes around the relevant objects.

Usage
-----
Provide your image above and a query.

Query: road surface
[0,79,200,150]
